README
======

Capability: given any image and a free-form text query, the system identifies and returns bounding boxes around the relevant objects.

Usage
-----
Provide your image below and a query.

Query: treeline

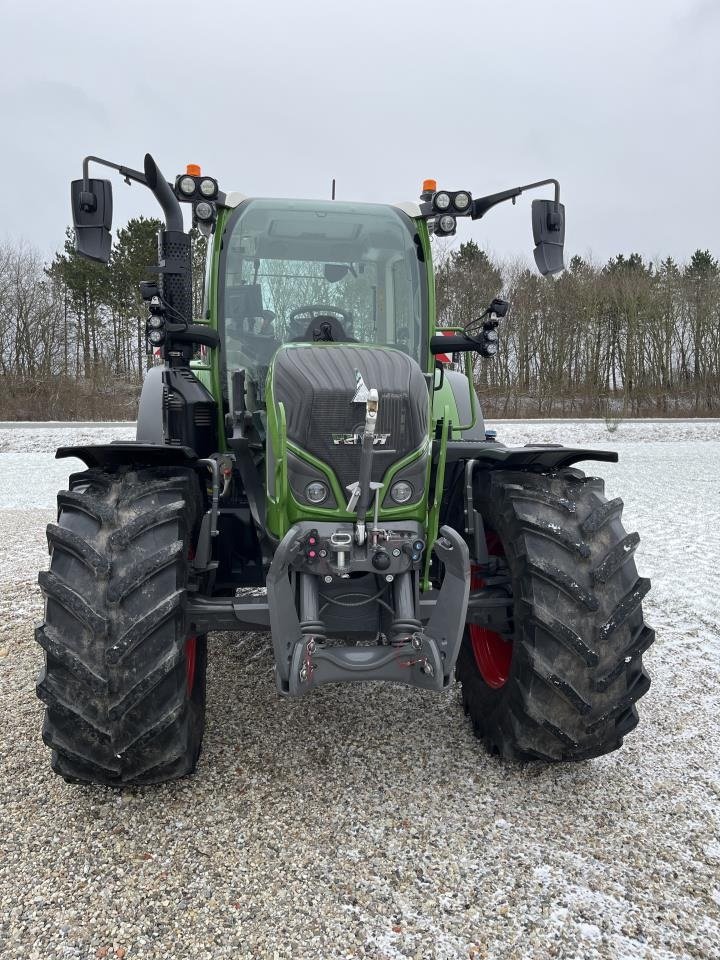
[0,226,718,419]
[436,242,720,417]
[0,218,205,420]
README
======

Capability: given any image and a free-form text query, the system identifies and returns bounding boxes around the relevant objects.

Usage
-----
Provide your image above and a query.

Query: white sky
[1,0,718,265]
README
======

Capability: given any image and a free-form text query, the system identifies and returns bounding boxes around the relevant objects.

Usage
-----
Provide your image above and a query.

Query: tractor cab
[219,198,428,413]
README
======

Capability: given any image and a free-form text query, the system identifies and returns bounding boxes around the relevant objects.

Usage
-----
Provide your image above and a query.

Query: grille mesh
[306,393,408,489]
[272,345,428,491]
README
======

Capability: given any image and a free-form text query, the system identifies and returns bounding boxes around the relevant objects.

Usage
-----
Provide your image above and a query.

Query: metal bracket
[193,458,220,574]
[424,525,471,685]
[464,459,488,565]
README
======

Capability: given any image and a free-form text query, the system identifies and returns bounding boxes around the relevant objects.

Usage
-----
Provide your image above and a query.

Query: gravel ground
[1,421,719,960]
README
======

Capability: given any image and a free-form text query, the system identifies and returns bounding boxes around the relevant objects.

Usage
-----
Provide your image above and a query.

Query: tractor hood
[269,344,429,494]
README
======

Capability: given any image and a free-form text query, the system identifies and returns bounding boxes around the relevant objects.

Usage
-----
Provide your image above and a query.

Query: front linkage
[268,522,469,695]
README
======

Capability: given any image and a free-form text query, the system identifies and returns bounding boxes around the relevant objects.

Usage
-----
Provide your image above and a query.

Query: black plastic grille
[305,393,409,490]
[272,345,428,492]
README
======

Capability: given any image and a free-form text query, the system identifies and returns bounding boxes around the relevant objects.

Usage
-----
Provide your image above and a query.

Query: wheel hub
[185,634,197,694]
[469,535,513,689]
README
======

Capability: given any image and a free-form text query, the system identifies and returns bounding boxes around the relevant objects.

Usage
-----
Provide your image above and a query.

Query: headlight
[194,200,215,221]
[434,191,451,211]
[199,178,217,197]
[305,481,328,504]
[437,214,456,234]
[454,191,471,211]
[178,176,196,196]
[390,480,413,504]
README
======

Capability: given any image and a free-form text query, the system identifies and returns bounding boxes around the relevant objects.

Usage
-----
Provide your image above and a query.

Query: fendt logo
[332,431,391,446]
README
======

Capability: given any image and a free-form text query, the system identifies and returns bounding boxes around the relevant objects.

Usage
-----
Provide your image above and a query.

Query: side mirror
[532,199,565,275]
[71,178,113,263]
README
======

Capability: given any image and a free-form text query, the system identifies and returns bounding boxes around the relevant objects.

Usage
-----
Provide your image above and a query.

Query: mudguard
[439,440,619,470]
[56,443,198,469]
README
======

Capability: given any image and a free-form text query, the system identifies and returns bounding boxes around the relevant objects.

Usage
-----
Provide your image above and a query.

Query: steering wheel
[288,304,354,342]
[289,304,352,324]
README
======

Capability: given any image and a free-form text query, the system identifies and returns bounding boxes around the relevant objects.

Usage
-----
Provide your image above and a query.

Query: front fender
[439,440,618,470]
[56,443,198,469]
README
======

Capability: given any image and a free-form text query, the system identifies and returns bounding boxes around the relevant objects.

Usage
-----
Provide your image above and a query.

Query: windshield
[219,199,426,408]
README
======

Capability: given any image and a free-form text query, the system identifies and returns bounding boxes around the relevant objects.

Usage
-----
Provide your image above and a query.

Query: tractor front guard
[268,524,470,696]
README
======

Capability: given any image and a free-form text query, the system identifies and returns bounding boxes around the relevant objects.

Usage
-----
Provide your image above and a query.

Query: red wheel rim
[469,625,512,689]
[469,533,512,689]
[185,634,197,694]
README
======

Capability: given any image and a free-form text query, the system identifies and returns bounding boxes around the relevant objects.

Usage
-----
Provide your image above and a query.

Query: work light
[178,176,196,196]
[390,481,413,504]
[454,191,471,211]
[305,481,328,504]
[433,191,451,211]
[199,178,217,198]
[148,329,165,346]
[434,214,457,237]
[194,201,215,221]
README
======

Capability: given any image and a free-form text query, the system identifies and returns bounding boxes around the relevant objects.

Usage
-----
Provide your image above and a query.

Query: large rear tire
[456,468,654,761]
[36,467,207,785]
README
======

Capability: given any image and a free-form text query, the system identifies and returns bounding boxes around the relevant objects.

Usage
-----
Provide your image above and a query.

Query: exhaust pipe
[143,154,184,231]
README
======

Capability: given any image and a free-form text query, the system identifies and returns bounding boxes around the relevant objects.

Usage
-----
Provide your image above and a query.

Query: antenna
[331,178,336,200]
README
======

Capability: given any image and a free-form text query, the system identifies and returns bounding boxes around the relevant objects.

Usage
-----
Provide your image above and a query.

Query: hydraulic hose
[391,572,421,643]
[355,434,375,525]
[354,389,378,540]
[299,573,326,641]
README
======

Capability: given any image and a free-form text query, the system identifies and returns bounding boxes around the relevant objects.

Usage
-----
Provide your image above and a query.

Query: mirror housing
[71,178,113,263]
[532,199,565,275]
[324,263,349,283]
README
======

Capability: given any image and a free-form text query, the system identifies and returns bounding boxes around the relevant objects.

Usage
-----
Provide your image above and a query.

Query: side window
[392,259,414,354]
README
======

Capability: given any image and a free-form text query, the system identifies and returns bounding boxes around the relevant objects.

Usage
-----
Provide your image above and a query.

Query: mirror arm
[471,178,560,220]
[470,187,522,220]
[81,154,184,232]
[522,178,560,203]
[82,155,148,190]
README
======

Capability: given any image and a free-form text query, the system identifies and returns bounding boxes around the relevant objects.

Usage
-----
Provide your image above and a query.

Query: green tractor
[36,154,654,785]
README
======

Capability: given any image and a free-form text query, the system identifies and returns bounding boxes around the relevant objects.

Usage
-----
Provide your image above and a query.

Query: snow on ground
[1,421,719,959]
[487,419,720,644]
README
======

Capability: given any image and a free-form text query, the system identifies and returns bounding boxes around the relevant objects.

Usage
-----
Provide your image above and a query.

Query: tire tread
[457,468,654,762]
[36,468,206,786]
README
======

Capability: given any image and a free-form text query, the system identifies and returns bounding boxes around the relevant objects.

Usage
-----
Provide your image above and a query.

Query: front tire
[36,467,207,785]
[456,468,654,762]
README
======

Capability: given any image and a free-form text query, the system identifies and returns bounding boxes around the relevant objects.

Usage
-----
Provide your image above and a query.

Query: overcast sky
[1,0,718,265]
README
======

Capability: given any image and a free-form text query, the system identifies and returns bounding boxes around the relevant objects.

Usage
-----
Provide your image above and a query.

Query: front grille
[272,344,428,494]
[305,393,409,490]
